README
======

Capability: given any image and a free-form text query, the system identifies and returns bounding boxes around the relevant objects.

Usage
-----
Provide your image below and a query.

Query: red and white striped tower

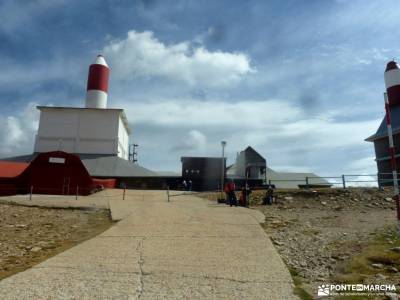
[86,55,110,109]
[384,60,400,233]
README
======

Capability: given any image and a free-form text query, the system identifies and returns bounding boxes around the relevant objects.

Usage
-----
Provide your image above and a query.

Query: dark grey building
[233,146,266,180]
[365,105,400,184]
[227,146,330,188]
[181,157,226,191]
[226,146,266,188]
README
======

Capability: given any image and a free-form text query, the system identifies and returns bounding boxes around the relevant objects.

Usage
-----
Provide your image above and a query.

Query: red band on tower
[387,85,400,106]
[385,61,400,107]
[87,64,109,93]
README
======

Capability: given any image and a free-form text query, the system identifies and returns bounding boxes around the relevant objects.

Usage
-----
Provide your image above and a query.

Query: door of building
[62,177,70,195]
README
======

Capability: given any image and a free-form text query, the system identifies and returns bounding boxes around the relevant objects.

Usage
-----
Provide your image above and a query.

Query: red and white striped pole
[384,92,400,234]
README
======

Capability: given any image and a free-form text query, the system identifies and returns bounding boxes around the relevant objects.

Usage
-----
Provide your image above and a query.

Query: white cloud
[103,30,253,87]
[187,130,207,149]
[120,99,301,128]
[193,27,215,44]
[114,95,381,174]
[121,97,378,149]
[4,117,23,144]
[171,130,207,152]
[0,102,39,156]
[278,118,379,148]
[329,175,378,188]
[348,156,377,174]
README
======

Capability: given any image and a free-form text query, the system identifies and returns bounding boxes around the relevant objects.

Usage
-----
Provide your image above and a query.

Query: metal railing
[166,186,220,202]
[266,173,400,189]
[0,185,127,201]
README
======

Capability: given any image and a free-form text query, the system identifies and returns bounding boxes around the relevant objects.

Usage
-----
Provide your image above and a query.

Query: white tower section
[34,107,130,160]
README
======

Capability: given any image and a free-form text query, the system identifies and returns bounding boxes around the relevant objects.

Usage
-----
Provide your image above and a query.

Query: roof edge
[365,127,400,141]
[37,106,124,111]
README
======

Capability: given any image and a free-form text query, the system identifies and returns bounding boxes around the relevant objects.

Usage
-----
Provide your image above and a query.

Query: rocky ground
[250,188,400,299]
[0,203,112,280]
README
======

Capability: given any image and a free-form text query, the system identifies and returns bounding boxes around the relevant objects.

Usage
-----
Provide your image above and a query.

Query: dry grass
[333,226,400,283]
[289,268,313,300]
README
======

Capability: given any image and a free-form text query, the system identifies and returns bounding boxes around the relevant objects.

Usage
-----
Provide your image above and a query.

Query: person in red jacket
[224,181,230,203]
[224,179,237,207]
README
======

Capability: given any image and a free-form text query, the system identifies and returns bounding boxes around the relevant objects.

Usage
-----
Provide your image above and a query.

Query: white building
[34,107,130,160]
[33,55,131,160]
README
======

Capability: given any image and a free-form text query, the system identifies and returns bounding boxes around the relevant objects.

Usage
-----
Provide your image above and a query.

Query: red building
[0,151,115,196]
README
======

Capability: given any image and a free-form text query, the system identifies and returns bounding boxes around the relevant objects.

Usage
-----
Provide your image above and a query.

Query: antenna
[129,144,139,163]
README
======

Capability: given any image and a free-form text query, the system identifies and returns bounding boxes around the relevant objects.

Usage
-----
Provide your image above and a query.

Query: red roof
[0,161,29,178]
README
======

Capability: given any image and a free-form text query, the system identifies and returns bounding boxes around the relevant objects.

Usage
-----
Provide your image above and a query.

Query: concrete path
[0,190,297,299]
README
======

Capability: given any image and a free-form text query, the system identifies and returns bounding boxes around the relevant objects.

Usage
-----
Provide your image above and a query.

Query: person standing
[182,180,187,191]
[239,187,246,207]
[263,185,274,205]
[243,183,252,207]
[227,179,237,207]
[188,180,193,191]
[224,181,230,204]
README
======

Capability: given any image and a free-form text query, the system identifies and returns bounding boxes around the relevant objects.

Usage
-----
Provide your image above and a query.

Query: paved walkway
[0,190,297,299]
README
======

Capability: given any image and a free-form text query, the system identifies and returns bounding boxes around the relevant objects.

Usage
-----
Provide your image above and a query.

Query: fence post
[29,185,33,201]
[76,186,79,200]
[342,175,346,189]
[167,186,170,202]
[305,176,309,188]
[377,173,382,190]
[123,187,126,201]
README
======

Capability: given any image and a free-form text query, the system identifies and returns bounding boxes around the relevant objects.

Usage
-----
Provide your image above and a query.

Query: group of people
[224,181,276,207]
[224,180,252,207]
[181,178,276,206]
[182,179,193,191]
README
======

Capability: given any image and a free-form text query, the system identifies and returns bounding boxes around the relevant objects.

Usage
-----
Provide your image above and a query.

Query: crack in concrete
[138,271,293,285]
[136,238,145,299]
[100,235,260,238]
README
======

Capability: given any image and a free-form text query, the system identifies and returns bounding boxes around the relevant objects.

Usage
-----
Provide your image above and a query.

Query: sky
[0,0,399,176]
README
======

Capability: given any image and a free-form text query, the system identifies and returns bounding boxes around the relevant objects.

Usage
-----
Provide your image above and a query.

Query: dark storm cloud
[298,90,321,113]
[139,0,158,9]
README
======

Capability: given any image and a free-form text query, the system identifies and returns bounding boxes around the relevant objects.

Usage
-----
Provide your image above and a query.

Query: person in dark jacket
[263,185,274,205]
[239,187,246,207]
[188,180,192,191]
[230,180,237,206]
[243,183,252,207]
